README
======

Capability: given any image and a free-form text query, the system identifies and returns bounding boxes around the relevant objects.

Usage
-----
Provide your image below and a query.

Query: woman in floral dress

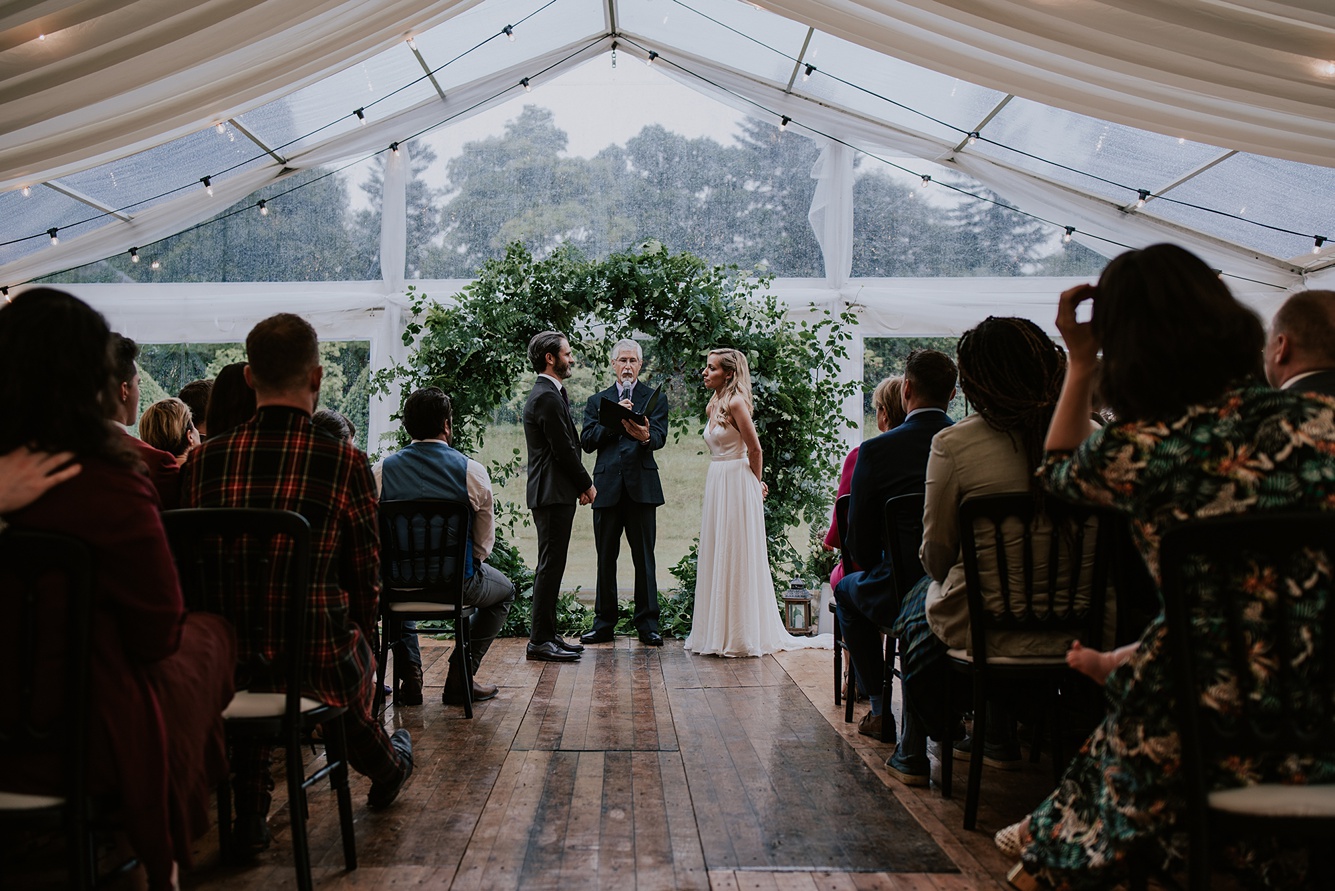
[1000,244,1335,890]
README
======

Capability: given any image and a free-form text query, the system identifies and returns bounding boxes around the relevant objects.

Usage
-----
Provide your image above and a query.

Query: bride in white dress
[685,348,832,657]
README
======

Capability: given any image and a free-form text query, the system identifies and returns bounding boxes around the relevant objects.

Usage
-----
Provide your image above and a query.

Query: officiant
[579,338,670,646]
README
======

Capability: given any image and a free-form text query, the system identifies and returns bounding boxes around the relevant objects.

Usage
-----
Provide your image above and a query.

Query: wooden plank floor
[8,637,1068,890]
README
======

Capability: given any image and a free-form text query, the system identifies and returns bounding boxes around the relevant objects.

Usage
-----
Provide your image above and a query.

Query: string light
[215,122,226,134]
[354,107,366,125]
[611,40,617,68]
[150,260,161,270]
[1314,236,1326,255]
[803,64,815,81]
[646,50,658,66]
[47,228,58,246]
[503,25,515,41]
[1062,226,1075,244]
[920,175,931,189]
[21,186,30,197]
[967,131,979,145]
[390,142,401,156]
[201,175,213,197]
[1136,189,1149,208]
[129,247,140,263]
[257,199,268,216]
[2,287,9,300]
[779,115,790,131]
[521,77,531,92]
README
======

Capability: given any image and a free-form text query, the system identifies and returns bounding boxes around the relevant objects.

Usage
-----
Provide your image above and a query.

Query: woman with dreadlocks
[884,316,1111,786]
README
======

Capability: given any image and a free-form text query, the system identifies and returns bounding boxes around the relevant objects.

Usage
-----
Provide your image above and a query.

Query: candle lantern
[783,578,814,635]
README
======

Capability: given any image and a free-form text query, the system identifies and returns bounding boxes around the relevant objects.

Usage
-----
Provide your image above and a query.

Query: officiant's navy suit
[580,381,670,635]
[835,408,953,695]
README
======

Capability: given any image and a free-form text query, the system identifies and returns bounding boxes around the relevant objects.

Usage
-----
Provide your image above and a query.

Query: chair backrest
[1160,513,1335,781]
[884,492,926,599]
[378,499,471,607]
[162,509,311,708]
[834,493,852,573]
[0,529,95,803]
[957,492,1110,664]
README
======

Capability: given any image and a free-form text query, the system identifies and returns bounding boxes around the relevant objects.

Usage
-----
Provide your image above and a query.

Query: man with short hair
[373,387,515,706]
[523,330,595,662]
[834,348,957,758]
[183,313,413,856]
[579,339,670,646]
[110,333,180,509]
[178,378,213,439]
[1264,289,1335,398]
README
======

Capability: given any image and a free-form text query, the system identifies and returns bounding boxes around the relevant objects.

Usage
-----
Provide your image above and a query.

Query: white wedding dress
[685,419,833,657]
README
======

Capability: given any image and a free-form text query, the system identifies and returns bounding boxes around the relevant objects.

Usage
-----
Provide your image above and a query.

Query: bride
[685,348,832,657]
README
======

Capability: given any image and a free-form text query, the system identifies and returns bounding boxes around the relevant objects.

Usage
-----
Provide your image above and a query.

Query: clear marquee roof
[2,0,1334,441]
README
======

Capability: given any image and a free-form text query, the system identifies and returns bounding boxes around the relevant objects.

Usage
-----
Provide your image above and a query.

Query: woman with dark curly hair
[0,288,235,890]
[1000,244,1335,889]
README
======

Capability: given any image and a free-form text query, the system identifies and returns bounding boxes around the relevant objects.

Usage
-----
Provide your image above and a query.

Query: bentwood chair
[375,499,476,718]
[942,493,1112,830]
[0,529,138,889]
[878,492,927,744]
[1158,512,1335,891]
[164,508,357,891]
[832,493,852,711]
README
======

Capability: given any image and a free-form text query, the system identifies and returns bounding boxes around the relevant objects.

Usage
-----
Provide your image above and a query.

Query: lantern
[783,578,814,635]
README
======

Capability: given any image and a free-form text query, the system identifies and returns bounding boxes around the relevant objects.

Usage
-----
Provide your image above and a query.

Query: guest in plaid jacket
[182,313,413,858]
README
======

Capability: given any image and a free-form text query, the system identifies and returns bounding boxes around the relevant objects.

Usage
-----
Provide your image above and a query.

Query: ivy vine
[374,241,857,636]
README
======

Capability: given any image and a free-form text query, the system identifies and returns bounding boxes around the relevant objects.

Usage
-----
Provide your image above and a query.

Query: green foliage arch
[378,241,857,634]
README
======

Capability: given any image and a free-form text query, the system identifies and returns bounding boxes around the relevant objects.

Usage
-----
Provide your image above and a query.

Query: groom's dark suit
[523,375,593,645]
[834,408,953,698]
[580,380,670,635]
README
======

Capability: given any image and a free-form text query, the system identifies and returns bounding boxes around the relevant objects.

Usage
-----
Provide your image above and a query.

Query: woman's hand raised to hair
[1056,283,1100,369]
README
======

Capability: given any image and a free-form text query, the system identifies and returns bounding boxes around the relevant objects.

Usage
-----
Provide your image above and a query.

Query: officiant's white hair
[611,338,642,362]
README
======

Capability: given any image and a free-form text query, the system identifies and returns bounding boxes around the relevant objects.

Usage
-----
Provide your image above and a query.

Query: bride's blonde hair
[707,348,753,427]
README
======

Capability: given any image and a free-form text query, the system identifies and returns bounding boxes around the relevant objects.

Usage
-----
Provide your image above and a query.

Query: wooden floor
[163,637,1055,891]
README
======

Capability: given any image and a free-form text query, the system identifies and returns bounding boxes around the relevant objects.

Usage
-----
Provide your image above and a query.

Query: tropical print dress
[1022,386,1335,890]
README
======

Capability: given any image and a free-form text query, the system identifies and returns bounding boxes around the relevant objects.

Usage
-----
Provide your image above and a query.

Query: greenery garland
[375,241,856,637]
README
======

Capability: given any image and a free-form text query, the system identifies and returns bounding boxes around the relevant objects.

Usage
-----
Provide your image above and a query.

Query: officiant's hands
[621,415,651,442]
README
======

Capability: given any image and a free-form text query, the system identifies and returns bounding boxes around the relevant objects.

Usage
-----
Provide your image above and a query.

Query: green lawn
[476,423,815,598]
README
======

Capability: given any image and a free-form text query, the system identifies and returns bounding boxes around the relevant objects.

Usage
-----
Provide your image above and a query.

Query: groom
[579,338,670,646]
[523,331,596,662]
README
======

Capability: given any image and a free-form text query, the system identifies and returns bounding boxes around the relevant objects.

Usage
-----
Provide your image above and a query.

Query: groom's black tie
[560,385,570,409]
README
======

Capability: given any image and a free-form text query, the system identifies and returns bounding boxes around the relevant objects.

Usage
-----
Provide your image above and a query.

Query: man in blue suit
[579,339,671,645]
[834,349,956,761]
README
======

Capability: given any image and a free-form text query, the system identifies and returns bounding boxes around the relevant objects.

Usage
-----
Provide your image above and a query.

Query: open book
[598,384,663,428]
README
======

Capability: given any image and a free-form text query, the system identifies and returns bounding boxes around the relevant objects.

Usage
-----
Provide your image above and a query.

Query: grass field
[475,423,816,597]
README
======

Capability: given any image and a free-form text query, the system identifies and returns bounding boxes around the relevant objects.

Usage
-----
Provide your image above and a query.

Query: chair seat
[386,600,473,615]
[945,647,1069,666]
[0,790,64,809]
[1209,783,1335,818]
[223,691,329,719]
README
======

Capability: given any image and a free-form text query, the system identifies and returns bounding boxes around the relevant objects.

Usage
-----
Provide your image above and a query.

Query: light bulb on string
[201,176,213,197]
[503,25,515,41]
[129,247,140,263]
[1314,236,1326,255]
[967,132,979,145]
[779,116,790,132]
[150,260,161,271]
[47,228,58,246]
[646,51,658,66]
[1,287,8,301]
[215,122,225,134]
[1062,226,1074,244]
[920,175,931,189]
[803,64,815,82]
[390,142,400,156]
[257,199,268,216]
[354,107,366,125]
[21,186,30,197]
[521,77,531,92]
[1136,189,1149,209]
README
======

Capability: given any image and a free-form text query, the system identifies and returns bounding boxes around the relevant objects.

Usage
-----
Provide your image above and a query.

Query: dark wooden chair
[832,493,851,713]
[164,508,357,891]
[375,499,477,718]
[942,493,1112,830]
[1159,512,1335,891]
[878,492,927,744]
[0,529,138,889]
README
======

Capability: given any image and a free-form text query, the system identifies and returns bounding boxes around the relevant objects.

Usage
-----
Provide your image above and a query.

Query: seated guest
[204,361,256,437]
[1000,245,1335,891]
[177,378,213,439]
[312,407,356,445]
[0,289,235,891]
[891,318,1108,786]
[373,387,515,707]
[0,447,81,514]
[110,334,180,509]
[834,352,957,746]
[183,313,414,856]
[139,397,200,466]
[1264,288,1335,397]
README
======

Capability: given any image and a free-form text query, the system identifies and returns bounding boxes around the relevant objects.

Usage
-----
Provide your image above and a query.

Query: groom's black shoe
[553,635,584,653]
[580,629,615,644]
[638,631,664,647]
[527,640,580,662]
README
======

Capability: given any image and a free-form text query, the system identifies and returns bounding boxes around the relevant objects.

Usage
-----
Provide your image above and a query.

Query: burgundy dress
[0,457,234,889]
